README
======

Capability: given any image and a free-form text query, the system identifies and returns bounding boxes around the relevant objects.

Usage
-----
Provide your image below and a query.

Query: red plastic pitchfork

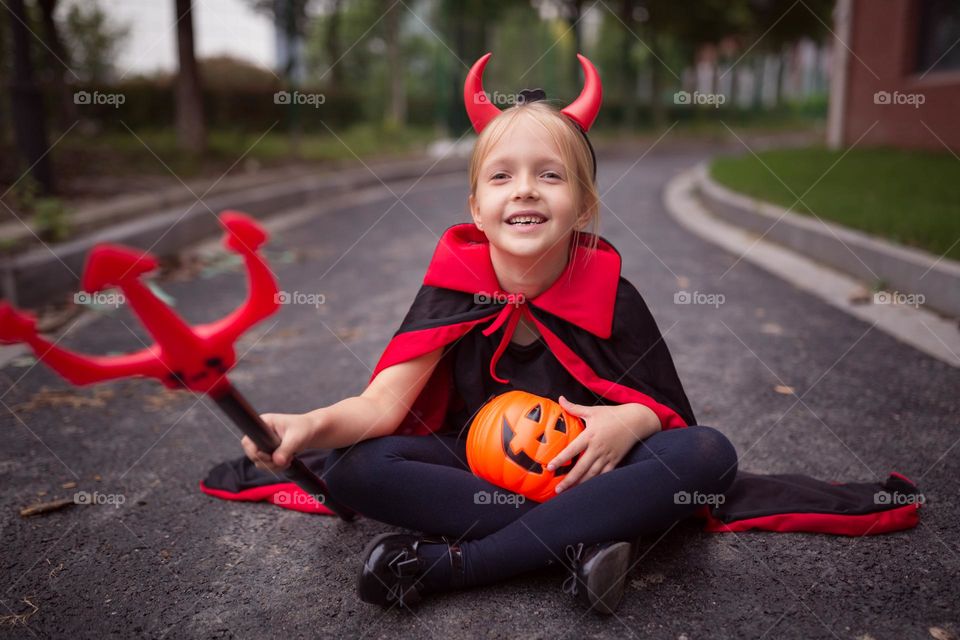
[0,210,357,521]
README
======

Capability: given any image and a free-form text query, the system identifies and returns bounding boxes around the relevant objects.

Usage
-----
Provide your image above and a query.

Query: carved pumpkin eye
[556,415,567,433]
[526,404,542,421]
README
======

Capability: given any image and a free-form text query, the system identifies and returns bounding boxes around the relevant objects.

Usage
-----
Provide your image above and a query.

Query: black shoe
[561,540,634,615]
[357,532,465,609]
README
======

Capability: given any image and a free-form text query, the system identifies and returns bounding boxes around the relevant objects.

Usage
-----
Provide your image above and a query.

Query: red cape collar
[422,223,621,338]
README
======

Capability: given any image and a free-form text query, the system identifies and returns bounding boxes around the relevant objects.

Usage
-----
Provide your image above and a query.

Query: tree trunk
[37,0,77,130]
[648,31,667,128]
[7,0,55,194]
[323,0,343,89]
[619,0,636,130]
[174,0,206,154]
[385,1,405,127]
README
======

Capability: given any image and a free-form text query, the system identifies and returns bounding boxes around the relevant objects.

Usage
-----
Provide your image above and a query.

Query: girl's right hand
[241,412,317,473]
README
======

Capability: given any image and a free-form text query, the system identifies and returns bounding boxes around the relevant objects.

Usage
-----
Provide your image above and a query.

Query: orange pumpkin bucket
[466,390,585,502]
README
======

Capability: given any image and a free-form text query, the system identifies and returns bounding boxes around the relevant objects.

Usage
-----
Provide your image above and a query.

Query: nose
[512,172,539,200]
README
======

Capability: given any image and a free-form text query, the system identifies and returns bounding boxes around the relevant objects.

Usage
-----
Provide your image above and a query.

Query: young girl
[240,53,738,615]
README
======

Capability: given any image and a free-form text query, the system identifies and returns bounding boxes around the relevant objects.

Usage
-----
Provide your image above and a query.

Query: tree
[6,0,54,194]
[60,0,130,83]
[174,0,206,154]
[37,0,78,129]
[384,0,405,127]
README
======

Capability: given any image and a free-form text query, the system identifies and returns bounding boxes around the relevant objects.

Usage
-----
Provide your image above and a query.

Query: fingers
[547,431,589,472]
[554,454,616,494]
[554,451,594,494]
[241,435,284,473]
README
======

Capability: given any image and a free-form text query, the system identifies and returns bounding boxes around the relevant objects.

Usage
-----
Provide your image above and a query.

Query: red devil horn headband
[464,52,603,134]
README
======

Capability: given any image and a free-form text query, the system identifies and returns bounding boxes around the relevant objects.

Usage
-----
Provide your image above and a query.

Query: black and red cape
[201,224,922,536]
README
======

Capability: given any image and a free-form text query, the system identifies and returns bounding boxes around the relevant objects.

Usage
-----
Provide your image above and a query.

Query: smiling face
[468,111,590,266]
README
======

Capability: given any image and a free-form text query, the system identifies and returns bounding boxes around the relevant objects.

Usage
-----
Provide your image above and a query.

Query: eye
[491,172,509,180]
[555,415,567,433]
[542,171,562,180]
[526,404,542,422]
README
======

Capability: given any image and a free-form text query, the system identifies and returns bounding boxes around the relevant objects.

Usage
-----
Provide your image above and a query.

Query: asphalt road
[2,143,958,640]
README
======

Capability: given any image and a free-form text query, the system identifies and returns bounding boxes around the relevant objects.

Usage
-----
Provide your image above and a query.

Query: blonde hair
[467,101,601,267]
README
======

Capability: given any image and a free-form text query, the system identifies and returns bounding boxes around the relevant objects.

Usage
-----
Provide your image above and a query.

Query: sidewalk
[664,164,960,368]
[0,150,469,308]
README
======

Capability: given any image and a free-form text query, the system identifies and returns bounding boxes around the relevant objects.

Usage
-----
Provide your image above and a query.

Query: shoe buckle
[388,551,420,578]
[561,542,585,595]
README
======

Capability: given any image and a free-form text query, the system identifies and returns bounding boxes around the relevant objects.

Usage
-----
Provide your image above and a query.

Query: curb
[1,156,467,308]
[695,162,960,318]
[664,167,960,368]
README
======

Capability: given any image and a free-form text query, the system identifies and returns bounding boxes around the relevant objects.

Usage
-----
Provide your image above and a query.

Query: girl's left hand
[546,396,660,494]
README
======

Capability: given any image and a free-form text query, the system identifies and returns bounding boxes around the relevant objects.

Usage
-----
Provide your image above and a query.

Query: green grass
[709,146,960,262]
[56,123,439,180]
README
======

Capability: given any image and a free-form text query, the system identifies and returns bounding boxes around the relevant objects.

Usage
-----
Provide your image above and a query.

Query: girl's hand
[546,396,660,494]
[241,412,318,473]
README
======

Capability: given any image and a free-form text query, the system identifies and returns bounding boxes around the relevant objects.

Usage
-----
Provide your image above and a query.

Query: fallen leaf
[848,287,872,305]
[61,481,77,489]
[13,386,115,413]
[760,322,783,335]
[774,385,795,395]
[0,597,39,627]
[930,627,957,640]
[20,498,75,517]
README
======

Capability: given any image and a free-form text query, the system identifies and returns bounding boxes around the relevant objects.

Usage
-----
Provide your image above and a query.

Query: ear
[468,193,483,231]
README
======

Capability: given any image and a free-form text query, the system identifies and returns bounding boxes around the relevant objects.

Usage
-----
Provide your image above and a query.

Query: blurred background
[0,0,957,265]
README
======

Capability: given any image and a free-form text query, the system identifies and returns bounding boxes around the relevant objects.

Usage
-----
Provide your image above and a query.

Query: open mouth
[505,213,547,226]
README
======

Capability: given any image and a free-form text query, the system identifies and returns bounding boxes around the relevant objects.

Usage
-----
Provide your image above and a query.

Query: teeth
[508,215,545,225]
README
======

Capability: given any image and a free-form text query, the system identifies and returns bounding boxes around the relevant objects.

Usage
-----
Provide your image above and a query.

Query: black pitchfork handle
[213,382,358,521]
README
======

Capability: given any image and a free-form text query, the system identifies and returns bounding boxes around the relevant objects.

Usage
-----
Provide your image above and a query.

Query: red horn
[561,54,602,132]
[464,52,503,133]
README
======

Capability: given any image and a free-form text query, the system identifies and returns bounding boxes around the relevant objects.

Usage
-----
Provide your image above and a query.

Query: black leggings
[323,425,738,588]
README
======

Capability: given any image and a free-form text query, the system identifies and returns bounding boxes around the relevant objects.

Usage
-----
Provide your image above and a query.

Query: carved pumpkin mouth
[501,416,576,475]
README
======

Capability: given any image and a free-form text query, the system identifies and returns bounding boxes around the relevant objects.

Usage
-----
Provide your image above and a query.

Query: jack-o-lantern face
[467,390,585,502]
